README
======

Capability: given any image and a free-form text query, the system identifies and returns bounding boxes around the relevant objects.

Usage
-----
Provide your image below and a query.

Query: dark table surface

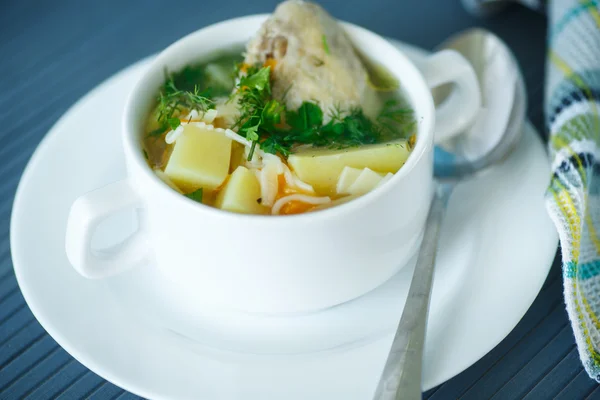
[1,0,598,399]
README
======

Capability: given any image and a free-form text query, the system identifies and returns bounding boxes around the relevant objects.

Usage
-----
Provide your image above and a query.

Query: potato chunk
[164,125,232,192]
[215,166,268,215]
[288,141,410,194]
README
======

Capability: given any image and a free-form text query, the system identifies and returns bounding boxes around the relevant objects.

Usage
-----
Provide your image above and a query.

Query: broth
[142,3,416,216]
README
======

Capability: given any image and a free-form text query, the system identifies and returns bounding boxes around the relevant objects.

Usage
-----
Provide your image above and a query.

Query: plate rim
[9,40,558,398]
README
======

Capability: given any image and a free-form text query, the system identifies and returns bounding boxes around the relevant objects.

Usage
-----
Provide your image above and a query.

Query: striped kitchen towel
[465,0,600,383]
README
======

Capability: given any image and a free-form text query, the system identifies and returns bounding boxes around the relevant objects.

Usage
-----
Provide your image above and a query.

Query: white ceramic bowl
[65,14,480,313]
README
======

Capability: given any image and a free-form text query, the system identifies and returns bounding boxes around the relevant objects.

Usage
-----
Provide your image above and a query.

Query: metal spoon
[373,28,527,400]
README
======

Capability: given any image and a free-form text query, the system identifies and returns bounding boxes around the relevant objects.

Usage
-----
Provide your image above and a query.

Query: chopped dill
[150,56,415,158]
[147,59,248,137]
[150,75,213,137]
[230,65,413,157]
[233,66,273,160]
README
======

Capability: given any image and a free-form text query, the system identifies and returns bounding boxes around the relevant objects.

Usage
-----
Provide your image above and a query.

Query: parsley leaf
[239,66,271,92]
[286,102,323,132]
[245,124,260,142]
[185,188,203,203]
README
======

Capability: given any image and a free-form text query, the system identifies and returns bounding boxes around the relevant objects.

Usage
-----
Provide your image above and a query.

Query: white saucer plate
[11,41,558,399]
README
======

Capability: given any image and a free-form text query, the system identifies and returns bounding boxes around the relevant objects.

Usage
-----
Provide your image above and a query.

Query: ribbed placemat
[1,0,594,398]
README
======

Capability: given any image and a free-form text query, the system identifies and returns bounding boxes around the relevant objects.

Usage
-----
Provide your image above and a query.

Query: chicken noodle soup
[142,0,416,215]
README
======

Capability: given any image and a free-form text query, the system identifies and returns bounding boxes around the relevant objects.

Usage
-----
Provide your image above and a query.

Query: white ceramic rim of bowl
[122,14,434,222]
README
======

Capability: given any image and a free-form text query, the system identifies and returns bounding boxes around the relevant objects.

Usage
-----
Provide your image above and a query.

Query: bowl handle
[420,49,482,143]
[65,179,149,279]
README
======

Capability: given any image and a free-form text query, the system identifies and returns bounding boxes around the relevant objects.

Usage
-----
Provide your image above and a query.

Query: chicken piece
[244,0,381,120]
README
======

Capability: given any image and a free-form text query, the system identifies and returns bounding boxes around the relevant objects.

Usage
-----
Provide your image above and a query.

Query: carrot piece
[264,58,277,70]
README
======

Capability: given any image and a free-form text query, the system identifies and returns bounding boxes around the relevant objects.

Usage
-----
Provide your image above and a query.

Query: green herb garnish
[150,70,214,137]
[234,66,274,160]
[286,102,323,133]
[245,124,260,160]
[239,66,271,91]
[185,188,203,203]
[167,117,181,130]
[260,135,291,156]
[322,34,330,55]
[228,63,413,157]
[148,52,414,159]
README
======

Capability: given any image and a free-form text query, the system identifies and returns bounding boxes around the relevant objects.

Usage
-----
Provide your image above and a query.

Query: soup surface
[143,0,416,216]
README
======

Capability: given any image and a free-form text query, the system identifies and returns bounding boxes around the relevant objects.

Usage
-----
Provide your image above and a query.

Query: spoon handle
[373,184,453,400]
